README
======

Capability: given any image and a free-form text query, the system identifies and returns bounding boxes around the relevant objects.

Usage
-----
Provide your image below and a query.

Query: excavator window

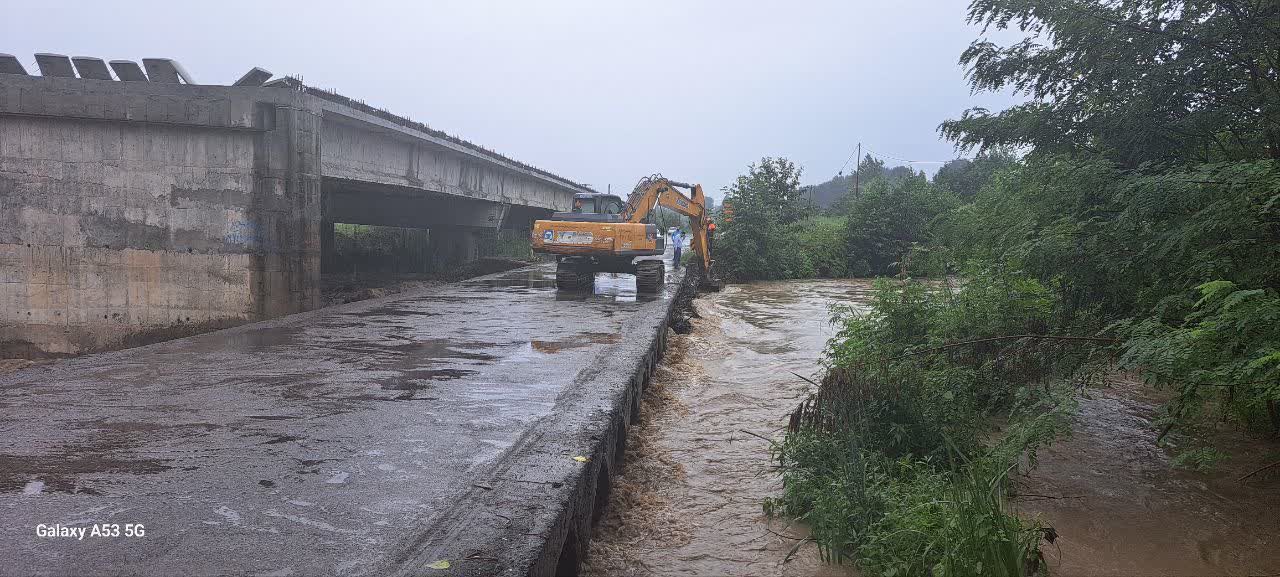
[601,198,625,215]
[570,195,626,215]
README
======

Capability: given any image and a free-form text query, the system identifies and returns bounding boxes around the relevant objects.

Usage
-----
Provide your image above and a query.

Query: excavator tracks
[555,261,595,291]
[635,260,665,294]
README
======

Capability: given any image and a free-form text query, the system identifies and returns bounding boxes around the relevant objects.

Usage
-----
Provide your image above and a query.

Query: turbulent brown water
[585,279,1280,577]
[584,280,871,577]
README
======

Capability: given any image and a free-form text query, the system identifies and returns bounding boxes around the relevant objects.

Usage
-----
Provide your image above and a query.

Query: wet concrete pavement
[0,257,682,576]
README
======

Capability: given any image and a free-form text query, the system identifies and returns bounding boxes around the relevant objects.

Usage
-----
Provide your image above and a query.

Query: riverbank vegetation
[727,1,1280,574]
[767,270,1101,575]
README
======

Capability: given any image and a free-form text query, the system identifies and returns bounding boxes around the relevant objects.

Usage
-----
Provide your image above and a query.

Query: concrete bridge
[0,56,592,357]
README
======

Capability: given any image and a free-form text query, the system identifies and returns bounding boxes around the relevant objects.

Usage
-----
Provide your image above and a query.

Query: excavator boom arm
[623,177,712,270]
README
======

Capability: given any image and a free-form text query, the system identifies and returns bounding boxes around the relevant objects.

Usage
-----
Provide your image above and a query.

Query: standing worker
[671,228,683,268]
[706,220,716,258]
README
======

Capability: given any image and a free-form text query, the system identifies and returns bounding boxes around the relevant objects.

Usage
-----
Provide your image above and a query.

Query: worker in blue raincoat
[671,228,684,268]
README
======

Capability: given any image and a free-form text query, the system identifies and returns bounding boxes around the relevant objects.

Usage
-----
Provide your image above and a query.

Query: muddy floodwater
[1017,375,1280,576]
[586,278,1280,577]
[585,280,870,576]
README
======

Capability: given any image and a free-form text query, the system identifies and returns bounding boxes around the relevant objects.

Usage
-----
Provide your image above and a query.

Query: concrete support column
[249,97,323,318]
[320,219,335,275]
[463,229,479,262]
[431,226,479,271]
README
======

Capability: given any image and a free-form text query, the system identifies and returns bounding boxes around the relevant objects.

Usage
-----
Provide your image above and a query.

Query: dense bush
[844,173,959,277]
[793,216,849,278]
[771,271,1083,575]
[716,160,958,281]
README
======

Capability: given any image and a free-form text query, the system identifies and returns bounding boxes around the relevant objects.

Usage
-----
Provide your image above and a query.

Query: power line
[835,141,968,180]
[836,141,861,176]
[828,140,973,194]
[864,146,966,166]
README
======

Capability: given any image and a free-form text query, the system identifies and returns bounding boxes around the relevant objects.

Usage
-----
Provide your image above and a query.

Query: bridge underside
[320,178,552,272]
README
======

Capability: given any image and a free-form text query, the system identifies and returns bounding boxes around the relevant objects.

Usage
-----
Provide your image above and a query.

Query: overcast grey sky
[4,0,1021,198]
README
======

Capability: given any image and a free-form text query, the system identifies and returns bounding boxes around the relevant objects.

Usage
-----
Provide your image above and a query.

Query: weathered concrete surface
[309,87,587,212]
[0,75,322,357]
[320,115,573,212]
[1,72,592,357]
[0,256,687,576]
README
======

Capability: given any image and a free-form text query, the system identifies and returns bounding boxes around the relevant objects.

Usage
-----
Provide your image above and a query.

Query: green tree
[851,154,885,198]
[804,174,854,211]
[939,0,1280,438]
[716,157,807,280]
[932,151,1017,200]
[943,0,1280,165]
[845,173,959,277]
[857,154,885,181]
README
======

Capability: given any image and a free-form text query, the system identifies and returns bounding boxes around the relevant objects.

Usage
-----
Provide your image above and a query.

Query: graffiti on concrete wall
[224,219,262,248]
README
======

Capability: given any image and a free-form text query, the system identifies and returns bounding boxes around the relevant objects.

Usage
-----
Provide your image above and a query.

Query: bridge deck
[0,255,682,576]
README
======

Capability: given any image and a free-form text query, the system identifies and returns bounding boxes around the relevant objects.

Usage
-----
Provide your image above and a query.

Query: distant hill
[802,160,923,210]
[803,174,855,209]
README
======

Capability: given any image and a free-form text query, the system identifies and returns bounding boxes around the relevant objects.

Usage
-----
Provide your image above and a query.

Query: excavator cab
[554,194,628,223]
[569,194,625,215]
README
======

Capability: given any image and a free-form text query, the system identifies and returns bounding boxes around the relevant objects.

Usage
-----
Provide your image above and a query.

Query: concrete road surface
[0,257,684,576]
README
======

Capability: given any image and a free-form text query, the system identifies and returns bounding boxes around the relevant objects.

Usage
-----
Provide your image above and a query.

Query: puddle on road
[463,272,558,291]
[546,272,655,304]
[181,325,305,353]
[585,278,1280,576]
[461,265,659,303]
[530,332,621,354]
[343,305,439,318]
[0,444,174,496]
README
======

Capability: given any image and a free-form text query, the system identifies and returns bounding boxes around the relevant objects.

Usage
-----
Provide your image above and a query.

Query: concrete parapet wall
[0,74,264,129]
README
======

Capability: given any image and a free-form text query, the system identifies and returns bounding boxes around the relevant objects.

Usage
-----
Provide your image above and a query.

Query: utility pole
[854,142,861,199]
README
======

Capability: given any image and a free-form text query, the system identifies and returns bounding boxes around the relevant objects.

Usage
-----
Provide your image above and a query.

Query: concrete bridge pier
[429,226,479,270]
[249,101,323,319]
[0,76,324,357]
[320,218,337,274]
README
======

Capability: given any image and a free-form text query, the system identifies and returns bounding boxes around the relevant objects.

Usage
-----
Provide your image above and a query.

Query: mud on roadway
[584,279,1280,577]
[0,257,684,576]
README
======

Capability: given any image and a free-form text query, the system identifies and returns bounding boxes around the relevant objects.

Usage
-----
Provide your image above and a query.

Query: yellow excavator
[532,175,713,292]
